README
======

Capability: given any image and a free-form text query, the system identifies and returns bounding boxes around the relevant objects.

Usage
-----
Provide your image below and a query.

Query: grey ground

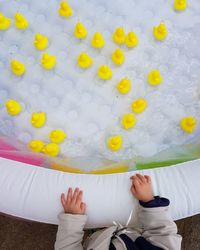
[0,214,199,250]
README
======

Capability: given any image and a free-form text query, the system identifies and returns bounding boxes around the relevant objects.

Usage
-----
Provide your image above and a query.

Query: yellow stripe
[89,163,129,174]
[51,162,85,174]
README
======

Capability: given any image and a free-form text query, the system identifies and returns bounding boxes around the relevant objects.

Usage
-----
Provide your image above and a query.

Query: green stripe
[136,157,198,170]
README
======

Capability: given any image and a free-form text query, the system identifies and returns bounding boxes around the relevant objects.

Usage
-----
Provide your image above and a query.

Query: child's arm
[55,188,87,250]
[130,174,182,250]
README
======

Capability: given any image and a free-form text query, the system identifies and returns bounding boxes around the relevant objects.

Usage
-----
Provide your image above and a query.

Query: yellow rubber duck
[14,12,28,29]
[174,0,187,11]
[50,130,67,143]
[42,143,60,157]
[31,112,46,128]
[5,99,21,116]
[41,53,56,70]
[74,21,87,39]
[107,135,122,151]
[132,98,147,114]
[77,52,93,69]
[153,21,168,41]
[98,65,112,80]
[91,32,105,49]
[112,48,125,65]
[28,140,45,153]
[34,33,49,50]
[113,27,126,44]
[148,69,163,86]
[180,116,196,133]
[10,59,26,76]
[116,78,131,94]
[122,113,137,130]
[0,12,11,30]
[59,0,73,17]
[125,31,138,48]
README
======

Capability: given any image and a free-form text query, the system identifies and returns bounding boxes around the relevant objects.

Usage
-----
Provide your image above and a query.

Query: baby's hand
[61,187,86,215]
[130,174,154,203]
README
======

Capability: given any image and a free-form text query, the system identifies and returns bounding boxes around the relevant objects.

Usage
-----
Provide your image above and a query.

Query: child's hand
[130,174,154,203]
[61,187,86,215]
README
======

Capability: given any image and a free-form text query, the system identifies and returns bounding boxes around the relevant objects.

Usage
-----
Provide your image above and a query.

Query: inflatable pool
[0,0,200,227]
[0,139,200,228]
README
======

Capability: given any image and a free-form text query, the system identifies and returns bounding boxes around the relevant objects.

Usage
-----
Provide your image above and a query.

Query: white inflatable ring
[0,156,199,228]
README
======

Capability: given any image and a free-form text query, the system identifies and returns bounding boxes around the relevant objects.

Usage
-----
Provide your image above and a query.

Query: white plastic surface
[0,0,200,162]
[0,157,199,228]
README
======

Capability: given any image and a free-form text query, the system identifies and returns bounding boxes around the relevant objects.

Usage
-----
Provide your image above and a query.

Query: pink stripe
[0,137,19,151]
[0,151,46,167]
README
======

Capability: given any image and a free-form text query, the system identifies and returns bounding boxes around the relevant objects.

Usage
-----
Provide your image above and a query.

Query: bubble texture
[0,0,200,162]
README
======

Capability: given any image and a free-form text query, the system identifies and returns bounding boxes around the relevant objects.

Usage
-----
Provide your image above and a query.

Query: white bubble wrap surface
[0,0,200,162]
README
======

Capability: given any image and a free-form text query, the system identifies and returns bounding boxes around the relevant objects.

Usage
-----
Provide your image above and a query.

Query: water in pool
[0,0,200,164]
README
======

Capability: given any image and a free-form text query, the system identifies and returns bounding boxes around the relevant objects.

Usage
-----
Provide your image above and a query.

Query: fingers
[136,174,146,183]
[67,187,84,206]
[130,185,136,195]
[76,190,83,205]
[130,174,151,184]
[66,187,72,203]
[130,175,139,181]
[81,202,86,213]
[130,175,140,186]
[130,174,151,195]
[133,178,141,189]
[71,187,79,203]
[61,187,86,215]
[62,187,81,205]
[131,175,142,186]
[61,193,66,208]
[144,175,151,183]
